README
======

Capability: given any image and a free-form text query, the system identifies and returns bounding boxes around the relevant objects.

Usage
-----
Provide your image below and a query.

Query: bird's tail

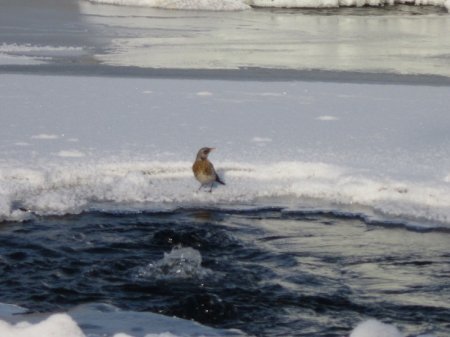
[216,175,225,185]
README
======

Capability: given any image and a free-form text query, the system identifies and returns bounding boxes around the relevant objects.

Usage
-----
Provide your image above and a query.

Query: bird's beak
[209,147,216,151]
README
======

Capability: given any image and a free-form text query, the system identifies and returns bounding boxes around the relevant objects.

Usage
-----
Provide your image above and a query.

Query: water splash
[136,246,212,280]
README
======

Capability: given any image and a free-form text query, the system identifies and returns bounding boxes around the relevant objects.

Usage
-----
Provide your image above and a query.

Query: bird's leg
[198,184,204,192]
[209,183,213,193]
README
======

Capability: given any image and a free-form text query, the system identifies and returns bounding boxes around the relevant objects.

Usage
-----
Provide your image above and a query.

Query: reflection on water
[78,2,450,75]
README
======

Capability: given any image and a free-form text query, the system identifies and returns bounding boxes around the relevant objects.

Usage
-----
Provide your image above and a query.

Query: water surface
[1,209,448,336]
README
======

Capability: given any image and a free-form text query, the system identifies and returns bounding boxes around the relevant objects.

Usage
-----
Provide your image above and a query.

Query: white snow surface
[0,44,86,65]
[349,319,437,337]
[0,302,246,337]
[248,0,450,10]
[2,74,450,229]
[87,0,450,10]
[0,309,436,337]
[88,0,250,10]
[350,319,404,337]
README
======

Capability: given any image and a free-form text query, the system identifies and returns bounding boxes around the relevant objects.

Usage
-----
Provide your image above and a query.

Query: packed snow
[0,303,246,337]
[349,319,437,337]
[0,304,437,337]
[88,0,249,10]
[1,74,450,229]
[0,44,86,66]
[87,0,450,11]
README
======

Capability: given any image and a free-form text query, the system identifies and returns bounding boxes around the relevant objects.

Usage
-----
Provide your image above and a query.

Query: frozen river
[1,0,450,77]
[1,1,450,337]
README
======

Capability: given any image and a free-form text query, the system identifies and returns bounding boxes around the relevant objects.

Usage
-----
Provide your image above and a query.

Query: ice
[0,304,437,337]
[349,319,438,337]
[350,319,403,337]
[0,44,86,65]
[0,54,46,66]
[0,303,247,337]
[87,0,450,10]
[316,115,339,121]
[0,314,85,337]
[1,74,450,228]
[0,44,83,54]
[56,150,87,158]
[251,137,272,144]
[76,2,450,72]
[87,0,250,11]
[31,134,60,140]
[248,0,450,10]
[1,159,450,228]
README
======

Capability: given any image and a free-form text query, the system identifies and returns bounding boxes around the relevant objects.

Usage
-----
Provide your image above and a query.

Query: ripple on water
[0,209,448,336]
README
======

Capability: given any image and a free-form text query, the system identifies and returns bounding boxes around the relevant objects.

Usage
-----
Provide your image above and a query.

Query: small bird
[192,147,225,192]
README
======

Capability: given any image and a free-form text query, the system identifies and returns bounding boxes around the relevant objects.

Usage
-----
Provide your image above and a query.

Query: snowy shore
[2,74,450,229]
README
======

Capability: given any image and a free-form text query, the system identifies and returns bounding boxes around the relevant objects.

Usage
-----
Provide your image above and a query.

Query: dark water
[0,209,449,336]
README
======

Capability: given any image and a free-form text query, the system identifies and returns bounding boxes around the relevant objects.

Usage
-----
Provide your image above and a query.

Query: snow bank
[88,0,250,10]
[0,312,437,337]
[248,0,450,10]
[0,313,188,337]
[87,0,450,11]
[0,314,85,337]
[0,303,246,337]
[2,74,450,229]
[1,160,450,229]
[350,319,437,337]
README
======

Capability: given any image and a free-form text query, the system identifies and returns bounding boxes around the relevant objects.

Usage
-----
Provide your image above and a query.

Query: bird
[192,147,225,192]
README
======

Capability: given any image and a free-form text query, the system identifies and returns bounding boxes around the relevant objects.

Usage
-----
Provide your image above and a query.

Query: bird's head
[196,147,215,160]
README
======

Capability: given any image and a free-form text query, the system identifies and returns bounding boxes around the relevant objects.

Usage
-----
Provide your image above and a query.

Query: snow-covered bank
[1,74,450,228]
[2,160,450,229]
[247,0,450,11]
[0,302,437,337]
[0,303,246,337]
[87,0,450,11]
[88,0,250,10]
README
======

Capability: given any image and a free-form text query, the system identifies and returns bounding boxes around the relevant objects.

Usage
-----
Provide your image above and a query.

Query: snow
[349,319,438,337]
[0,54,47,66]
[1,2,447,336]
[0,303,246,337]
[0,44,85,65]
[350,319,439,337]
[350,320,404,337]
[87,0,450,10]
[248,0,450,10]
[1,74,450,228]
[0,305,437,337]
[0,314,86,337]
[75,2,450,73]
[88,0,250,10]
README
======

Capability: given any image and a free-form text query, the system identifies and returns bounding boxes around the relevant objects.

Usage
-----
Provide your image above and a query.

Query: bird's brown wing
[204,160,215,176]
[209,161,225,185]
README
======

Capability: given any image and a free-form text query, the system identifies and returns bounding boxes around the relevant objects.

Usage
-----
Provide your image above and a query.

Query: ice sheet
[0,303,246,337]
[87,0,450,10]
[1,74,450,228]
[78,2,450,74]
